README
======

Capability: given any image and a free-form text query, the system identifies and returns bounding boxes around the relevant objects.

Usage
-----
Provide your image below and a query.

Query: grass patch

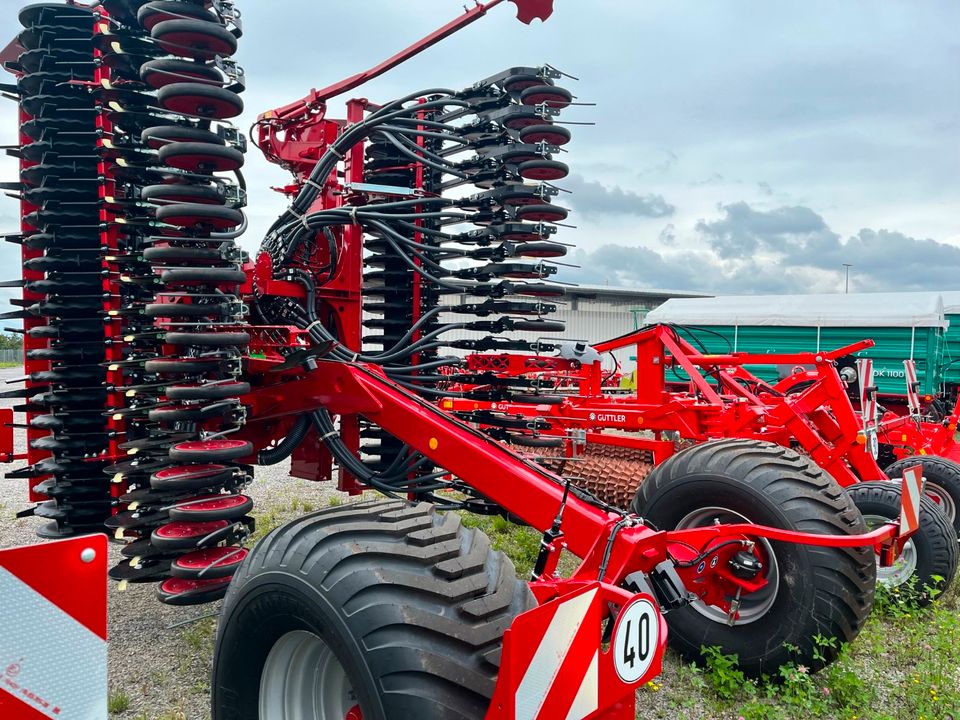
[107,690,131,714]
[459,512,541,577]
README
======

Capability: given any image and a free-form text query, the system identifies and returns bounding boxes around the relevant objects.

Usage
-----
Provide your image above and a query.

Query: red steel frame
[440,326,894,486]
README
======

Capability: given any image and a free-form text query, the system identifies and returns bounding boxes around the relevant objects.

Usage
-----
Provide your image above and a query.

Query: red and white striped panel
[0,536,107,720]
[903,360,921,415]
[857,358,876,424]
[899,464,923,537]
[514,587,602,720]
[498,584,662,720]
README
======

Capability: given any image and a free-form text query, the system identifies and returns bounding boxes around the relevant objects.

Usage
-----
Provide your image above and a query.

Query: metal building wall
[439,291,670,373]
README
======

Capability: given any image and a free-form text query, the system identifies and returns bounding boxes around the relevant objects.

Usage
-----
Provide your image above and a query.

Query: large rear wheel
[631,439,875,676]
[211,499,535,719]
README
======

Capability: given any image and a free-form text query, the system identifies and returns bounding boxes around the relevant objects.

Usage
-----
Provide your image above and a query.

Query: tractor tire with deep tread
[885,455,960,535]
[631,438,875,677]
[211,499,535,720]
[847,480,957,604]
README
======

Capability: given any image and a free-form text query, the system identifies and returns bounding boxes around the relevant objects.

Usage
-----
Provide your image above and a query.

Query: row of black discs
[4,0,253,605]
[97,0,253,605]
[359,66,576,468]
[3,3,112,537]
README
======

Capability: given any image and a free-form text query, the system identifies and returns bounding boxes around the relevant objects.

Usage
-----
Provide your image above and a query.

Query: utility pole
[842,263,852,294]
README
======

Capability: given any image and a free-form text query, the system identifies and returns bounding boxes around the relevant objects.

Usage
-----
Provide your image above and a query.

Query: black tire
[145,357,226,374]
[515,241,566,258]
[165,331,249,347]
[169,495,253,523]
[511,319,565,333]
[152,520,230,551]
[143,245,225,262]
[149,403,235,423]
[140,57,222,89]
[518,123,571,146]
[170,547,249,580]
[502,73,552,93]
[137,1,217,31]
[211,500,535,720]
[155,203,244,231]
[144,302,233,318]
[142,183,226,205]
[151,19,238,61]
[157,576,231,605]
[847,480,958,605]
[519,84,573,109]
[515,203,569,223]
[166,381,250,401]
[157,82,243,119]
[141,125,224,149]
[160,266,246,285]
[158,141,244,173]
[151,463,237,491]
[885,455,960,535]
[169,439,252,463]
[517,159,569,181]
[631,439,875,676]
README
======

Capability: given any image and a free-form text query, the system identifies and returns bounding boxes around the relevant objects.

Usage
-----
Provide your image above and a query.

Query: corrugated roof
[646,292,948,328]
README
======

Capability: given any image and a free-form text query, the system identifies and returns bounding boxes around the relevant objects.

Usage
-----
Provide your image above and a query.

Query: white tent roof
[938,292,960,315]
[645,292,948,328]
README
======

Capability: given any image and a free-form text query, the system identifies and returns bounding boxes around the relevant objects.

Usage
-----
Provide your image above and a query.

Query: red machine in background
[0,1,937,718]
[440,324,960,593]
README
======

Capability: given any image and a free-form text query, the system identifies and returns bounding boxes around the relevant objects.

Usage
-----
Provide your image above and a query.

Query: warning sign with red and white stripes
[492,583,664,720]
[899,464,924,537]
[0,535,108,720]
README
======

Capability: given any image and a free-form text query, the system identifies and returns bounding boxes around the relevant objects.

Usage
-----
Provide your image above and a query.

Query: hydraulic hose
[257,414,312,465]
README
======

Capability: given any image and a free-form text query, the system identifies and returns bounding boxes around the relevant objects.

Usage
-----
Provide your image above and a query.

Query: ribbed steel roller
[530,444,657,510]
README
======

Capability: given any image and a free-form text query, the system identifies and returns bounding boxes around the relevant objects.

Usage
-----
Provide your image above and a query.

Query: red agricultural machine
[440,325,959,594]
[0,1,938,718]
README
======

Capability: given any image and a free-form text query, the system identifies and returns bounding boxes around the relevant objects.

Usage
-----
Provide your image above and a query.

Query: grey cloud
[560,202,960,294]
[690,173,726,187]
[658,224,676,246]
[636,150,678,177]
[563,174,674,219]
[696,202,838,259]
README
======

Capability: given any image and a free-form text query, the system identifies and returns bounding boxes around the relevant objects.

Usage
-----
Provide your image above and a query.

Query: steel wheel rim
[862,514,918,587]
[674,506,780,625]
[924,482,956,524]
[259,630,357,720]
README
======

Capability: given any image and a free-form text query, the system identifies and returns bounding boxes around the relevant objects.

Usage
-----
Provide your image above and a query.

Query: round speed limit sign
[613,596,659,683]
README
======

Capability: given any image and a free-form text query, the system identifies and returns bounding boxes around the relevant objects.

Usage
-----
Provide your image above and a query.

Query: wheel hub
[674,506,780,625]
[862,513,919,587]
[259,630,358,720]
[924,481,957,524]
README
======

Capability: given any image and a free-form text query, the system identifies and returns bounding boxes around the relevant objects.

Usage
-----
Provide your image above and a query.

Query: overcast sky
[1,0,957,295]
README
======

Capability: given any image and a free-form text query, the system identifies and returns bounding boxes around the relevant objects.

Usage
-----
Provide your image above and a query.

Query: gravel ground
[0,367,348,720]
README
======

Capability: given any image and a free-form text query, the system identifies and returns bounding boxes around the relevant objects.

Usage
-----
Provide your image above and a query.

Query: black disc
[151,19,238,61]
